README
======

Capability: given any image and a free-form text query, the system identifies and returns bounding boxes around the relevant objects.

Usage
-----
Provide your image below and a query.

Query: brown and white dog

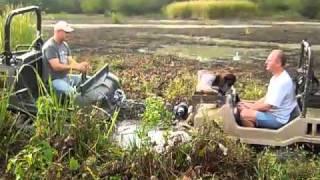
[196,70,236,96]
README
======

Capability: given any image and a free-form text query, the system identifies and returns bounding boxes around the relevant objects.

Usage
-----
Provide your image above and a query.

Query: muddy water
[155,45,270,62]
[113,120,191,152]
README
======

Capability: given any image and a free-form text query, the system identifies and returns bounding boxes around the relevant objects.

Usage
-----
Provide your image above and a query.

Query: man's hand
[82,61,92,72]
[237,101,272,112]
[237,102,254,111]
[68,56,91,73]
[75,62,90,73]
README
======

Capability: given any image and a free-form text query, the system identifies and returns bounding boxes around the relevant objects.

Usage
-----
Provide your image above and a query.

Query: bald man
[238,50,297,129]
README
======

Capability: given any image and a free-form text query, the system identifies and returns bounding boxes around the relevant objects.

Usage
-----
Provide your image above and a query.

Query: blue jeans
[256,112,283,129]
[52,74,81,96]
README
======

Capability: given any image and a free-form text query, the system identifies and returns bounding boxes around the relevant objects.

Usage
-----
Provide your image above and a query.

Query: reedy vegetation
[166,0,258,19]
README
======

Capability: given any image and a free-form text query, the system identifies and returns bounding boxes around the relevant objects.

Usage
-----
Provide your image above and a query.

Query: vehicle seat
[292,68,320,109]
[289,105,301,122]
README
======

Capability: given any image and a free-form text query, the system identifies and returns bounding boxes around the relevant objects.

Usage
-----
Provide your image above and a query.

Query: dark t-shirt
[42,37,71,82]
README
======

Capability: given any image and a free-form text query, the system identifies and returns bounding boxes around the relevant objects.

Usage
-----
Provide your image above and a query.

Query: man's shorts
[256,112,284,129]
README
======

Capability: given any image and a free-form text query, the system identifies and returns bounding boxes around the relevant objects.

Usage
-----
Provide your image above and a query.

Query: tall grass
[0,78,18,161]
[0,5,36,52]
[165,0,257,19]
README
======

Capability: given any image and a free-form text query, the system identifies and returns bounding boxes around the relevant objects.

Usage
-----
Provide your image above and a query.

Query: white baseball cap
[54,21,74,33]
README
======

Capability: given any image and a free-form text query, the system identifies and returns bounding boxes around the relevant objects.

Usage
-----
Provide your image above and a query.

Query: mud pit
[43,20,320,100]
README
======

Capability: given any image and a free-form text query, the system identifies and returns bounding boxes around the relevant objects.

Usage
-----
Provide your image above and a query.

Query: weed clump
[6,141,57,180]
[256,148,320,179]
[164,70,196,102]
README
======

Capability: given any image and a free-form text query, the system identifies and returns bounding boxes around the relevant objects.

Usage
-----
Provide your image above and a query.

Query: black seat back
[289,106,301,122]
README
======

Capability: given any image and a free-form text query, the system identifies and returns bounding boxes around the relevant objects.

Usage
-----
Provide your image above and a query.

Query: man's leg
[255,112,283,129]
[52,78,76,96]
[240,108,257,127]
[68,74,82,87]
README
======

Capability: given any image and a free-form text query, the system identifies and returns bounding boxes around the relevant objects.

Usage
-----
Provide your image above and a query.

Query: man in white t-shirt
[238,50,297,129]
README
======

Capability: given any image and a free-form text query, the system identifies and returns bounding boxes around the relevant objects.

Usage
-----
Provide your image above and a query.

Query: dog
[196,70,238,107]
[211,73,237,96]
[196,70,236,95]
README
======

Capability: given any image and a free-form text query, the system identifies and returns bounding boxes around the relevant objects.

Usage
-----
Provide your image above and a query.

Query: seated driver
[42,21,90,96]
[238,50,297,129]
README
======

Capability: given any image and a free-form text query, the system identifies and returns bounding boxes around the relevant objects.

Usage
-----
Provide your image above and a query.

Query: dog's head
[212,73,236,95]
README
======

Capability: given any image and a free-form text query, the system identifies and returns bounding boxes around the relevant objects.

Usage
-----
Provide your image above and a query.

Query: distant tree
[41,0,81,13]
[299,0,320,19]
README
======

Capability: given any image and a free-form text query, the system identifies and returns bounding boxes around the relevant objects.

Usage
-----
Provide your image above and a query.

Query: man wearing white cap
[42,21,90,96]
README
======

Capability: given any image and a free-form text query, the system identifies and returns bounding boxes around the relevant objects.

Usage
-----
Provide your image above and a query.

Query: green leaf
[69,157,80,171]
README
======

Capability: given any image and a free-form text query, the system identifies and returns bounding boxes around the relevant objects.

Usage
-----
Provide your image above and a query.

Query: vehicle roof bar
[3,6,41,65]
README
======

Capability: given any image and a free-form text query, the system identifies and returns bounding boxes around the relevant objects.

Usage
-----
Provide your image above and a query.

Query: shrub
[165,0,257,19]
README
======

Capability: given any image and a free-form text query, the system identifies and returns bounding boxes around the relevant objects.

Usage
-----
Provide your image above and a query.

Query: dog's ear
[218,73,237,95]
[223,74,236,87]
[212,74,222,86]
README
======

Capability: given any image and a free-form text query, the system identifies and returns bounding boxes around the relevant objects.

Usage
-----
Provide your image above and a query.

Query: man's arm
[48,58,71,72]
[250,101,272,112]
[48,58,87,73]
[68,56,77,65]
[239,101,272,112]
